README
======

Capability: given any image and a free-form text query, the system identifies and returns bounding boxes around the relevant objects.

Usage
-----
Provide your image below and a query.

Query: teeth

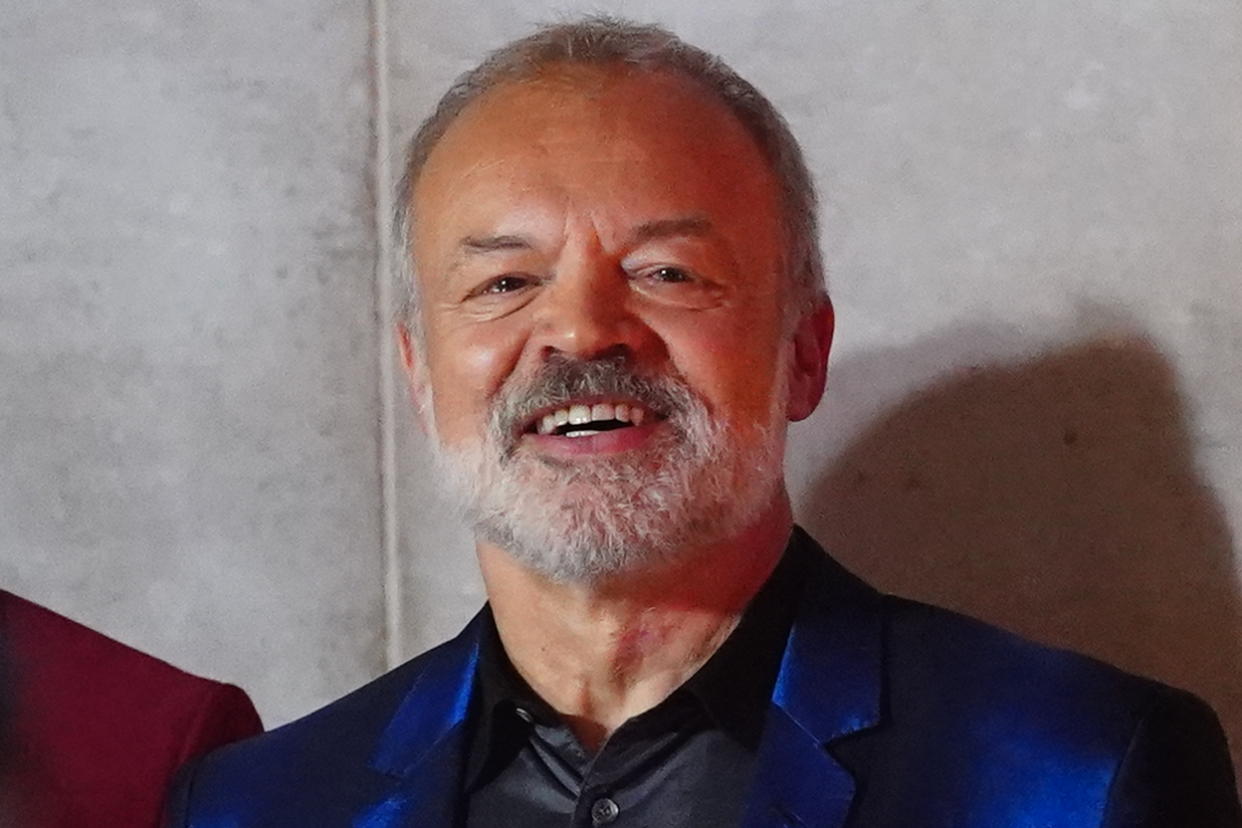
[565,430,600,438]
[532,402,651,436]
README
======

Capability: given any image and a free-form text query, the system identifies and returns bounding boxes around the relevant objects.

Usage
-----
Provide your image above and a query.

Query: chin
[428,380,789,584]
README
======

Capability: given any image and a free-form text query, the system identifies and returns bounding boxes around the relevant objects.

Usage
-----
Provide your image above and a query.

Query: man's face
[404,65,821,581]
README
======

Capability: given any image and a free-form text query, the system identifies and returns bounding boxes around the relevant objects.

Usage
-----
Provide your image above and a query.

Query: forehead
[409,65,782,255]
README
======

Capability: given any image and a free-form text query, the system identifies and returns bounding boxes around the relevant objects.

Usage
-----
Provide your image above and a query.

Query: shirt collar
[464,533,805,790]
[681,540,803,748]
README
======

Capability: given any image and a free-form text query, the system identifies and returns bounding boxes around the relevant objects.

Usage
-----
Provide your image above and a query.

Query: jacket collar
[360,528,884,828]
[359,618,482,825]
[743,527,885,827]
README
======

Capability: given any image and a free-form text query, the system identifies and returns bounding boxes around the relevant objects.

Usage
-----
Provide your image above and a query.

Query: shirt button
[513,706,533,723]
[590,796,620,825]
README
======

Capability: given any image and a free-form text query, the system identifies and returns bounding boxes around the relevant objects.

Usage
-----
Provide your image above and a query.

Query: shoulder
[1,589,260,743]
[4,589,206,689]
[868,595,1238,823]
[786,535,1239,822]
[166,627,477,826]
[787,535,1210,747]
[880,594,1169,727]
[0,590,262,827]
[190,648,434,776]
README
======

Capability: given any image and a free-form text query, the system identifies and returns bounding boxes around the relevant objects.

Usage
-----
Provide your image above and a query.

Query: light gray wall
[2,1,384,723]
[4,0,1240,771]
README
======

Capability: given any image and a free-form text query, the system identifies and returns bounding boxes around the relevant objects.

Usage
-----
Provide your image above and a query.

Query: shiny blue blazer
[167,532,1240,827]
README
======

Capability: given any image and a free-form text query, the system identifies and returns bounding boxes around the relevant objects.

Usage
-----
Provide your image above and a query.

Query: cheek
[661,313,786,420]
[426,323,527,438]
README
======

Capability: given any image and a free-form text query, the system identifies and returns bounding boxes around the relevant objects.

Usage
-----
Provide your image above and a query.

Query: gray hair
[393,15,826,333]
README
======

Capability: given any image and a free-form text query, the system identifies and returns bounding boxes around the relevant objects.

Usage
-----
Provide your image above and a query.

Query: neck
[478,491,794,752]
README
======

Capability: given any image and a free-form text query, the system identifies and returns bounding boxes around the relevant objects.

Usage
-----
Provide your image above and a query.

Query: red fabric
[0,591,262,828]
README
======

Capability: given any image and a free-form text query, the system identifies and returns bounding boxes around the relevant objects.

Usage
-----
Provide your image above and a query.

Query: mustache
[489,354,697,450]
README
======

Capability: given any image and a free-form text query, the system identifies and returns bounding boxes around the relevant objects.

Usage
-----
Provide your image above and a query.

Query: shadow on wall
[801,333,1242,769]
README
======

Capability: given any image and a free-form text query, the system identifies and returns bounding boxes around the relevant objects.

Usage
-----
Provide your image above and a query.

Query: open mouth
[526,401,652,439]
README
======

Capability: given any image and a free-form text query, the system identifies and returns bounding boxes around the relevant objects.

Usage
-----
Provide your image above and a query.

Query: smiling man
[167,17,1239,828]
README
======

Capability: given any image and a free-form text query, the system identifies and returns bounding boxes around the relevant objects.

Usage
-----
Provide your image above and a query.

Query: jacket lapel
[357,617,483,827]
[743,534,885,828]
[349,533,883,828]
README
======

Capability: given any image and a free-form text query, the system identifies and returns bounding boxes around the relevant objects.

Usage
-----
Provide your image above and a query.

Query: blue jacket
[167,530,1239,826]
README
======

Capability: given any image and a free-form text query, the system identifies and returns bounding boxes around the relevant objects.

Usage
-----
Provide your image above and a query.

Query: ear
[785,298,834,422]
[395,322,433,435]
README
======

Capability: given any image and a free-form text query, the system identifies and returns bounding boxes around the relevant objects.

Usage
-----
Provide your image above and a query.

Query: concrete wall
[4,0,1240,771]
[2,0,383,724]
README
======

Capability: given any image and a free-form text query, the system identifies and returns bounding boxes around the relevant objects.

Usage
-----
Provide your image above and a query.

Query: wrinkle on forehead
[410,63,784,296]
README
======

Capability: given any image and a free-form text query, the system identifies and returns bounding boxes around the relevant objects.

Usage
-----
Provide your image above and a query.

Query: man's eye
[631,264,722,309]
[646,267,691,283]
[475,275,529,296]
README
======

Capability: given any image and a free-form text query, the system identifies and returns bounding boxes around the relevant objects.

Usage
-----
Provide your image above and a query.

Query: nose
[530,251,652,362]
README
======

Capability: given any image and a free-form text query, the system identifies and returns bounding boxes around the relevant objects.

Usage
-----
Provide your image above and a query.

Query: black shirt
[462,544,802,827]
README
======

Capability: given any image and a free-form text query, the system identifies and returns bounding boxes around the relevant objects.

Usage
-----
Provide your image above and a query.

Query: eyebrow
[628,216,715,245]
[457,234,535,254]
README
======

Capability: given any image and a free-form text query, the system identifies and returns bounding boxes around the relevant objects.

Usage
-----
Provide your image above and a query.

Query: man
[0,590,261,828]
[166,17,1240,827]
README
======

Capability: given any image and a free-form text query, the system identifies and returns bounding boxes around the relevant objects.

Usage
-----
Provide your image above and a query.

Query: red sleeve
[0,591,264,828]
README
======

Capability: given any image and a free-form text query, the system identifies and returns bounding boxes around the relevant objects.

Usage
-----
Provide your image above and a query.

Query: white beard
[424,357,789,584]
